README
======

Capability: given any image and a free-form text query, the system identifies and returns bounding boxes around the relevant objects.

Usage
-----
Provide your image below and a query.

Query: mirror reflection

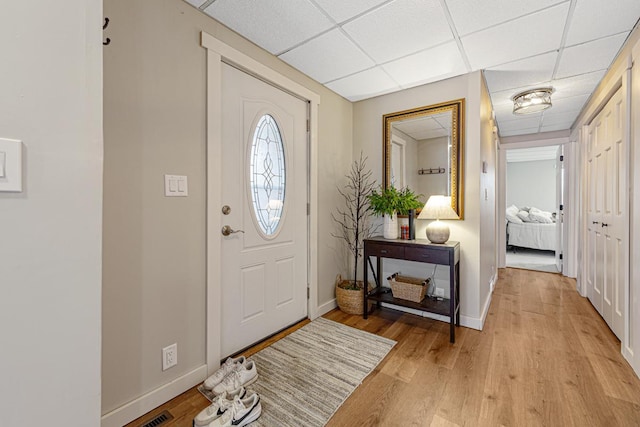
[383,99,464,219]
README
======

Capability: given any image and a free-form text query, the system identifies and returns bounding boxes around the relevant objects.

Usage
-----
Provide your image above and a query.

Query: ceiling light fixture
[511,87,554,115]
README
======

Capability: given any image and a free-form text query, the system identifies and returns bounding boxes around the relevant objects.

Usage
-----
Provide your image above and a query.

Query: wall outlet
[435,288,445,298]
[162,343,177,371]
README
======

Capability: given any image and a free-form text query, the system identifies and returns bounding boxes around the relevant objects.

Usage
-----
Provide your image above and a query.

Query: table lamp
[418,195,459,243]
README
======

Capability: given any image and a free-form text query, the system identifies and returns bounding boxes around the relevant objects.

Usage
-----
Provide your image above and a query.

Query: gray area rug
[198,317,396,426]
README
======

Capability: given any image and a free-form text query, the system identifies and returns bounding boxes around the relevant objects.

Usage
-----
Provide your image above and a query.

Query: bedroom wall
[353,71,495,327]
[506,159,556,212]
[0,1,103,426]
[103,0,352,421]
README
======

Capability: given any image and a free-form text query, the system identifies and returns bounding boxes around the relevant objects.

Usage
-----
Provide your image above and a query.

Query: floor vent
[138,410,174,427]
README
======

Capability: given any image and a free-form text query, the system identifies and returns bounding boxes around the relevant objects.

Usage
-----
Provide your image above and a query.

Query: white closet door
[586,88,626,339]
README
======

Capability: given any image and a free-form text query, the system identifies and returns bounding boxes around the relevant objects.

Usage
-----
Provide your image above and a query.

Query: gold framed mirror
[383,98,464,219]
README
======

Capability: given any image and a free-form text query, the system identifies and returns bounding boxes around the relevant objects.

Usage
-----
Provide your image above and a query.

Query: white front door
[586,87,626,339]
[220,63,308,357]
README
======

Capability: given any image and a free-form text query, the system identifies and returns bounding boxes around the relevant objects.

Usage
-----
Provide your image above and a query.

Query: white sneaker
[208,393,261,427]
[212,360,258,395]
[203,356,246,390]
[192,386,246,426]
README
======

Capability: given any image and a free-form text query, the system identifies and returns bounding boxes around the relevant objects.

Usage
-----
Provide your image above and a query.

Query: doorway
[501,144,565,274]
[202,32,321,371]
[219,63,309,357]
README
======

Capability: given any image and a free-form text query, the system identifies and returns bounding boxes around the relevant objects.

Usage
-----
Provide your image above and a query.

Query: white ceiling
[506,145,559,162]
[394,111,451,140]
[185,0,640,138]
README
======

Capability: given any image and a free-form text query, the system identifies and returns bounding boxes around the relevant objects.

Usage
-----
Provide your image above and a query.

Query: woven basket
[387,272,427,303]
[335,274,371,315]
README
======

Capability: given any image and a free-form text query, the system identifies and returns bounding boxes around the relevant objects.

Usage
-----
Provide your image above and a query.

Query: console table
[363,237,460,342]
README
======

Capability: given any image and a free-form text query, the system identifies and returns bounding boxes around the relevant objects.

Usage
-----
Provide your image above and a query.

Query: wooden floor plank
[123,268,640,427]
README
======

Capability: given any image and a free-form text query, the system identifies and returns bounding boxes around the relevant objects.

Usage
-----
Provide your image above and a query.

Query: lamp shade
[418,196,458,243]
[418,196,458,220]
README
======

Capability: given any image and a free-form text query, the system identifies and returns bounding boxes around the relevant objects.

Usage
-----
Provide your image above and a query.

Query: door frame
[201,32,320,373]
[497,135,573,274]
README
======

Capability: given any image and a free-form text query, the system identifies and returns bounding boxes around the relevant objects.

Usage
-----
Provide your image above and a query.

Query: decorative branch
[331,152,379,288]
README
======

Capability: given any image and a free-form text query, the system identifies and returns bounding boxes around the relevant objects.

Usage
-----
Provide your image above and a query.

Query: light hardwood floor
[126,268,640,426]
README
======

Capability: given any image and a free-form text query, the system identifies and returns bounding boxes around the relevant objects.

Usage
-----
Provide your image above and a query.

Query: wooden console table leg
[449,254,456,343]
[363,255,369,319]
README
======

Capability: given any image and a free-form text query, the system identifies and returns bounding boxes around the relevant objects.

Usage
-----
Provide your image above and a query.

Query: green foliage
[367,185,423,216]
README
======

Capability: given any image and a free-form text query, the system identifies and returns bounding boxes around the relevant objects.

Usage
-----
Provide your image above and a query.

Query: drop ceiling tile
[445,0,566,36]
[313,0,389,23]
[565,0,640,45]
[343,0,453,63]
[495,110,517,125]
[204,0,334,54]
[551,70,606,100]
[382,41,467,89]
[500,127,541,137]
[461,2,569,70]
[548,93,590,115]
[184,0,206,7]
[279,29,375,84]
[556,32,628,79]
[498,116,542,132]
[541,110,578,126]
[484,52,557,93]
[420,129,449,139]
[498,112,542,124]
[540,123,572,132]
[325,67,400,101]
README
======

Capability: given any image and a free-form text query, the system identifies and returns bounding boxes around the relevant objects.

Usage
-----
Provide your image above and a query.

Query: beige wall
[0,1,103,426]
[103,0,352,416]
[353,71,495,325]
[479,73,497,314]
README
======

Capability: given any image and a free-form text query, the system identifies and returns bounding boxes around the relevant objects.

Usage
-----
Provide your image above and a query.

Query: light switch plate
[0,151,6,178]
[0,138,23,192]
[164,174,188,197]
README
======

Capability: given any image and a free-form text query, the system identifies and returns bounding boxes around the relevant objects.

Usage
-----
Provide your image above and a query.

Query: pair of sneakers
[203,355,259,395]
[193,387,262,427]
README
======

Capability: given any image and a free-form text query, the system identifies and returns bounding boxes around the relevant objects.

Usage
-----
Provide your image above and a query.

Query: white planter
[383,213,398,239]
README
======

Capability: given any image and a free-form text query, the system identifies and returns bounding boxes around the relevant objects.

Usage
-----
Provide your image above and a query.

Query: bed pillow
[529,207,553,223]
[516,210,533,222]
[506,204,519,217]
[506,213,523,223]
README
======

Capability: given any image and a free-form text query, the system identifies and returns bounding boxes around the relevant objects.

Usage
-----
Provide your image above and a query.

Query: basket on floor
[335,274,374,315]
[387,272,427,303]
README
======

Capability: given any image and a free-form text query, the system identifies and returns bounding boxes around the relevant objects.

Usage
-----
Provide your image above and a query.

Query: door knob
[222,225,245,236]
[592,221,600,225]
[601,223,609,227]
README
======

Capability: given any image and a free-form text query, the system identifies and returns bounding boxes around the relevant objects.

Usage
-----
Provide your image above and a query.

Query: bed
[506,205,557,251]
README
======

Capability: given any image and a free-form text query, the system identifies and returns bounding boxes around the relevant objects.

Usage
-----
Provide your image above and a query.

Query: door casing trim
[201,32,320,373]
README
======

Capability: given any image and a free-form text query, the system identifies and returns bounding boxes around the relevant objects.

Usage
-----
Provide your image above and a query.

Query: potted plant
[368,185,422,239]
[331,153,378,314]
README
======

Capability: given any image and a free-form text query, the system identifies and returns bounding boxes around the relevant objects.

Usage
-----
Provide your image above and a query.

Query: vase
[408,209,416,240]
[383,212,398,239]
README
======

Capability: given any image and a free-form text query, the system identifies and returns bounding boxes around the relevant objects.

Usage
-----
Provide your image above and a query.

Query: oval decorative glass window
[249,114,286,236]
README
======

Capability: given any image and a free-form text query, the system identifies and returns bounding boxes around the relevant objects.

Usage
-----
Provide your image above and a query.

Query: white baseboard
[101,364,208,427]
[315,298,337,318]
[463,274,496,330]
[380,302,485,331]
